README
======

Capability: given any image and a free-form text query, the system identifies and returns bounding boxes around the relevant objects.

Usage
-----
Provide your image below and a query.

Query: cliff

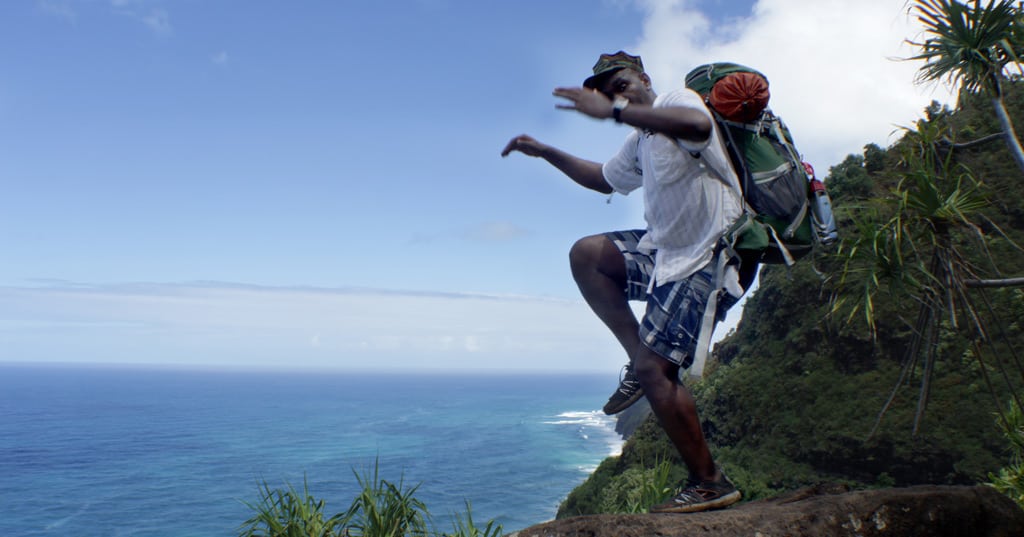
[515,484,1024,537]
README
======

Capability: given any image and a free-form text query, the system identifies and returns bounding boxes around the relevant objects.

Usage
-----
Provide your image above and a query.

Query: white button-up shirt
[602,88,743,286]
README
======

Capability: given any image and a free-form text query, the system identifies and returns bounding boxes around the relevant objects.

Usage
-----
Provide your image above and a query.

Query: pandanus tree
[835,120,1023,436]
[907,0,1024,173]
[832,0,1024,438]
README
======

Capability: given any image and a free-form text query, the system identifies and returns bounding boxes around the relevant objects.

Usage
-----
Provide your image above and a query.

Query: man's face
[599,68,653,105]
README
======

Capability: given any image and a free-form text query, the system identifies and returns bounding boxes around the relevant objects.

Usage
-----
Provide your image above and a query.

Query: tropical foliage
[989,399,1024,507]
[830,115,1020,435]
[240,478,345,537]
[907,0,1024,170]
[239,460,502,537]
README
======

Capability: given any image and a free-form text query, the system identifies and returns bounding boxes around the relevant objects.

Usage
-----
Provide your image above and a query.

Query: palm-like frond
[907,0,1023,94]
[441,501,505,537]
[831,121,988,336]
[239,477,345,537]
[341,458,430,537]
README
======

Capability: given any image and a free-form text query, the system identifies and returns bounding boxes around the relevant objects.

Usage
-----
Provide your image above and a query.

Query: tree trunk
[965,277,1024,288]
[992,96,1024,174]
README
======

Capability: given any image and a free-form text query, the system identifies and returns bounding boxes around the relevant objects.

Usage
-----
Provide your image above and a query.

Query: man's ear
[640,72,652,89]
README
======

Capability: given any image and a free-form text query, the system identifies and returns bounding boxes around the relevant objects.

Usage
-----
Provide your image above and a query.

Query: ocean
[0,363,623,536]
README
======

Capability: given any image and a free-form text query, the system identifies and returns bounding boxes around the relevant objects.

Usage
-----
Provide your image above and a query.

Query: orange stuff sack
[708,71,770,123]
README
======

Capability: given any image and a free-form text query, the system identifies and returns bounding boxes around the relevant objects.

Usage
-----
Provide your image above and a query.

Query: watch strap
[612,97,629,122]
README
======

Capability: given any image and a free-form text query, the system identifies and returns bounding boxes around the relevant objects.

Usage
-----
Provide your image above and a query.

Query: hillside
[558,80,1024,517]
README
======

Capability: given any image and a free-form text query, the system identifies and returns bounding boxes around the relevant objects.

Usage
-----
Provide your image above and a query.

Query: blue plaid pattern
[605,230,726,367]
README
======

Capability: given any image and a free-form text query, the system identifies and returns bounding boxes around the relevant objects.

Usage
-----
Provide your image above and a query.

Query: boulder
[510,484,1024,537]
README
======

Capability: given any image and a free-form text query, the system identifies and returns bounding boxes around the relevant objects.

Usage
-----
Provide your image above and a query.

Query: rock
[510,484,1024,537]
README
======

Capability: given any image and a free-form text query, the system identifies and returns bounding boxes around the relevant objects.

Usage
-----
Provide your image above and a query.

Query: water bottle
[803,162,838,246]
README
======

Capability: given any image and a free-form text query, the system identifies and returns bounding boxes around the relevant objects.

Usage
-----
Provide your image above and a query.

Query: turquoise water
[0,364,622,536]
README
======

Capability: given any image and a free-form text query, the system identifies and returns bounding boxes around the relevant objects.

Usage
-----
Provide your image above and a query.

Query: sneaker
[602,363,644,415]
[649,474,742,514]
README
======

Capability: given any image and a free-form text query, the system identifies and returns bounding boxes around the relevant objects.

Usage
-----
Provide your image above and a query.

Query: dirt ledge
[509,484,1024,537]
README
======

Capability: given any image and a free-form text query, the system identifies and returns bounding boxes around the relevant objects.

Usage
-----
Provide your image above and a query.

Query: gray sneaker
[650,474,741,514]
[602,363,644,415]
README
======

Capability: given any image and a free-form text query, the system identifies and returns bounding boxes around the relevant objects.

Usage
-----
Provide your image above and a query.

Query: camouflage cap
[583,51,644,89]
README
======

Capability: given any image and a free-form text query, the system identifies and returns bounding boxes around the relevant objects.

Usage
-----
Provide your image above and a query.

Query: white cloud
[140,8,171,35]
[463,221,532,242]
[36,0,76,21]
[633,0,958,170]
[0,283,623,373]
[211,51,229,65]
[409,220,533,244]
[109,2,172,36]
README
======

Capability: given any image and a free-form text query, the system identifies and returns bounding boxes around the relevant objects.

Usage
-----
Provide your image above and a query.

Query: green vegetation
[240,478,345,537]
[238,460,502,537]
[990,400,1024,508]
[444,502,505,537]
[338,462,429,537]
[835,0,1024,437]
[908,0,1024,172]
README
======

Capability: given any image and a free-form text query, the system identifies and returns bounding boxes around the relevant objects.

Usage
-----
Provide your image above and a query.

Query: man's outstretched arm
[552,86,711,144]
[501,134,613,195]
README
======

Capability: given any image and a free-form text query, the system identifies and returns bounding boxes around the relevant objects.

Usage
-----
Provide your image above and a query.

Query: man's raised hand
[552,87,613,120]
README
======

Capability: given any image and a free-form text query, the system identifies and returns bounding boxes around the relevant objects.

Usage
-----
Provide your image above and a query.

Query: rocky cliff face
[513,485,1024,537]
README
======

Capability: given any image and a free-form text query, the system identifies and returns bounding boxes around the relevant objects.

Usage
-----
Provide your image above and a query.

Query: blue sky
[1,0,956,372]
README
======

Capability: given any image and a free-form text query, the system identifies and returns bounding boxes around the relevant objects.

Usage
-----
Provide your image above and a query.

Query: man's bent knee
[569,235,606,269]
[569,234,626,280]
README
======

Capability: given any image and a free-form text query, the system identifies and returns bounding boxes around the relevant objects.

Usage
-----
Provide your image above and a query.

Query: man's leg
[633,348,716,481]
[636,270,742,513]
[636,346,741,513]
[569,233,647,414]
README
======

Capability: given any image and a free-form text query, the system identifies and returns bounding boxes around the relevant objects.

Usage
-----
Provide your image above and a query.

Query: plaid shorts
[606,230,734,368]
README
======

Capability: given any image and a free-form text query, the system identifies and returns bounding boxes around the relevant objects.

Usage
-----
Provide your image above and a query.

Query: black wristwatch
[612,96,629,123]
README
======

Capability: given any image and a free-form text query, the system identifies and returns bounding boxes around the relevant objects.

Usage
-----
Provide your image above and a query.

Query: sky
[1,0,958,373]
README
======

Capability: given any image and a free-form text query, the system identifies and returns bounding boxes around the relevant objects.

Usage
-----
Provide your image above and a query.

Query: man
[501,51,748,513]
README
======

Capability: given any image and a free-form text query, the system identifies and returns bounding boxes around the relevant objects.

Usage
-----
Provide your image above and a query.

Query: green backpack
[684,63,837,379]
[684,62,816,265]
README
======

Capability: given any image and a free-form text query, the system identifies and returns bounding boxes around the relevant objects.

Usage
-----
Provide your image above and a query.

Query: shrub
[989,400,1024,509]
[238,459,502,537]
[239,477,344,537]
